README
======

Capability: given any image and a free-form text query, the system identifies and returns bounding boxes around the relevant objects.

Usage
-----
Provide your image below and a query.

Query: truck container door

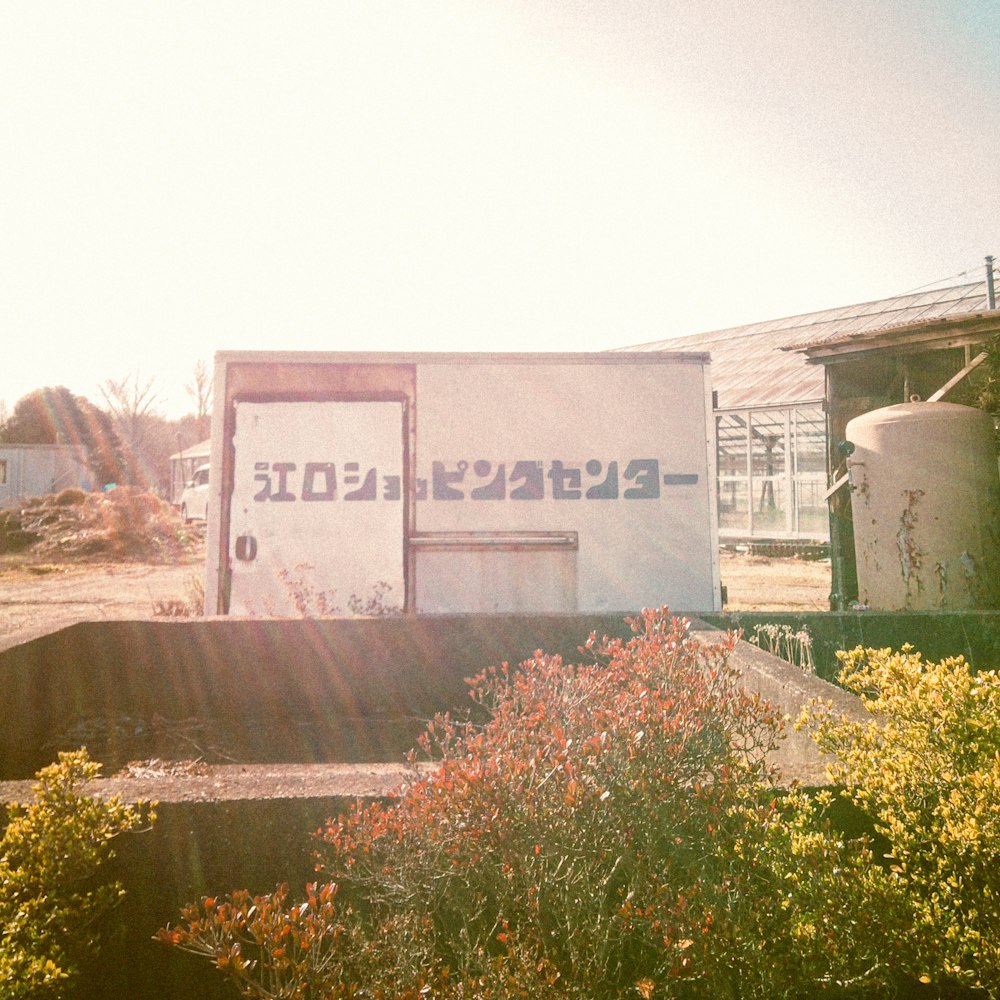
[227,400,405,616]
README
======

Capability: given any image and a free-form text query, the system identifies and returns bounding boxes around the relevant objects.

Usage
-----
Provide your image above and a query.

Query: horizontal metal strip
[411,531,578,551]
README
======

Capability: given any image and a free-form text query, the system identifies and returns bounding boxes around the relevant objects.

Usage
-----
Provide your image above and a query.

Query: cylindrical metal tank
[846,400,1000,611]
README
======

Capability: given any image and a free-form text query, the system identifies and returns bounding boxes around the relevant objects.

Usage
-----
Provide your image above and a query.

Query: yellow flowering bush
[0,750,151,998]
[805,645,1000,994]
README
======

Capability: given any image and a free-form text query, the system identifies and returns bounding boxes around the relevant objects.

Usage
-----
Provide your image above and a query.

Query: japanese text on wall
[250,458,699,503]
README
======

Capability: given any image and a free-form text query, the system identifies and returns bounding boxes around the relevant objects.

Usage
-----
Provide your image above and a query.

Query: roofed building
[620,279,994,550]
[0,443,92,508]
[792,296,1000,609]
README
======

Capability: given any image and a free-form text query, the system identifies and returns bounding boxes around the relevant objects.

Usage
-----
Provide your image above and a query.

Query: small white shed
[0,444,92,508]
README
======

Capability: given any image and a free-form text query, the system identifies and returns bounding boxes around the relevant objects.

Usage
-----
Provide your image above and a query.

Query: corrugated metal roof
[617,279,993,409]
[168,438,212,462]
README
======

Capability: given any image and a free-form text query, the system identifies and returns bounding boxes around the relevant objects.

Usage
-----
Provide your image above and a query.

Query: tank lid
[848,400,990,428]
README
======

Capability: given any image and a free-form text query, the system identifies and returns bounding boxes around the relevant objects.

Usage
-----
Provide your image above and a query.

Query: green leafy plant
[803,645,1000,994]
[970,334,1000,447]
[0,750,152,997]
[160,610,920,999]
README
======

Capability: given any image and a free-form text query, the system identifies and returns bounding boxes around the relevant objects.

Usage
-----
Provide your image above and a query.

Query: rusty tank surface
[846,400,1000,611]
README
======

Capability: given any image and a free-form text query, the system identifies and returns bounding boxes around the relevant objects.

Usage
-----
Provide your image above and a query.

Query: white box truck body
[205,352,720,615]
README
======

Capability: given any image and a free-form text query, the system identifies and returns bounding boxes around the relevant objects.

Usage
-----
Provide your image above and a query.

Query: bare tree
[101,372,160,437]
[100,372,162,486]
[186,360,213,440]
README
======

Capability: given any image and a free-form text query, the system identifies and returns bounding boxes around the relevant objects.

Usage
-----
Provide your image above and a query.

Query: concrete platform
[0,615,864,795]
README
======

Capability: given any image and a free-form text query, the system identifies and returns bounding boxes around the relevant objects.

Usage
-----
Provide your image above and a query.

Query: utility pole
[987,254,996,310]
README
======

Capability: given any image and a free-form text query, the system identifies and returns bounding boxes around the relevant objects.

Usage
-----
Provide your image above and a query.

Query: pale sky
[2,1,998,419]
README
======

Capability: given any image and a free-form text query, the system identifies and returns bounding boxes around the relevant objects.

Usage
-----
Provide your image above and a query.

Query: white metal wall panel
[415,546,578,613]
[0,446,90,508]
[227,400,405,616]
[413,361,717,612]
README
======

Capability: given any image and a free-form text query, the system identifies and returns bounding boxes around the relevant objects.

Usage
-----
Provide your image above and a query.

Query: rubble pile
[1,487,199,562]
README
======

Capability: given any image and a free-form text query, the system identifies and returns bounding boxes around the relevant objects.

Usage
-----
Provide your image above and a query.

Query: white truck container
[205,352,720,615]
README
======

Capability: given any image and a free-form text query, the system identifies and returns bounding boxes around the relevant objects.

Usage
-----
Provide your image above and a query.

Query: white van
[179,464,210,522]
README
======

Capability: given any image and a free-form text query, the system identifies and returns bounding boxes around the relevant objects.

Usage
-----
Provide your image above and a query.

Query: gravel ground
[0,556,203,651]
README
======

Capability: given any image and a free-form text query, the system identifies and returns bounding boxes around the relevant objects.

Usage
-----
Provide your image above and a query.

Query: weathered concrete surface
[1,613,640,779]
[0,761,424,805]
[83,795,367,1000]
[716,625,868,787]
[0,614,860,790]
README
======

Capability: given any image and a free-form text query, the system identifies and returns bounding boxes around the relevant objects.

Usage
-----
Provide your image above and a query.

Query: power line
[897,256,997,297]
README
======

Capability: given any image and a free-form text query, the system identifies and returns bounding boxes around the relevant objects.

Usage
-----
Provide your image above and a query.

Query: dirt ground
[718,549,831,613]
[0,554,205,650]
[0,544,831,650]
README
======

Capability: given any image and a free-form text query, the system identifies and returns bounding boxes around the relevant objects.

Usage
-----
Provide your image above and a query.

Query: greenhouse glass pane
[716,412,749,477]
[750,410,786,476]
[718,478,749,532]
[794,476,830,539]
[793,406,826,473]
[751,478,789,534]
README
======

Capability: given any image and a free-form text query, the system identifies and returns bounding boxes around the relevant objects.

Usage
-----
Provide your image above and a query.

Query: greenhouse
[715,403,827,541]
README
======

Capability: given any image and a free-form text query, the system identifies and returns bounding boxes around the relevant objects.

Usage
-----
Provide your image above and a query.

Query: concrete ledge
[0,761,422,805]
[703,610,1000,681]
[0,614,858,788]
[717,626,868,787]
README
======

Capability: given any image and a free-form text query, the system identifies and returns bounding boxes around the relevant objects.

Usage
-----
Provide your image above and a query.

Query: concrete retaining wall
[0,614,641,779]
[703,611,1000,682]
[61,796,356,1000]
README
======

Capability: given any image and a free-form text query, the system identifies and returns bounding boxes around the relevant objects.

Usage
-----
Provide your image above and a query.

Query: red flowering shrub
[159,610,900,998]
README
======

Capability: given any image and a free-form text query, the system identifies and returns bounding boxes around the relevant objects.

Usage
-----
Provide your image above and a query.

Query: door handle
[235,534,258,561]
